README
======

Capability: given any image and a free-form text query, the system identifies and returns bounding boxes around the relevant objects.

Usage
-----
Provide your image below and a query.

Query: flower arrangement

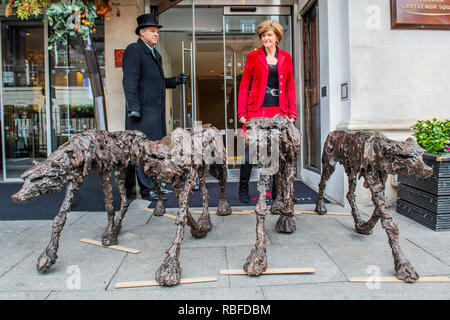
[3,0,120,47]
[411,118,450,155]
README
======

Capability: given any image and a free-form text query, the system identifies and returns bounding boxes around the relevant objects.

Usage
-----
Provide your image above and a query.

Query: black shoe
[126,193,137,201]
[141,190,162,201]
[239,192,250,204]
[160,185,172,194]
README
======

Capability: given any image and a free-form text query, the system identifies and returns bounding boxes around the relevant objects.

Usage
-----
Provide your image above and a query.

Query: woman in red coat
[237,19,298,204]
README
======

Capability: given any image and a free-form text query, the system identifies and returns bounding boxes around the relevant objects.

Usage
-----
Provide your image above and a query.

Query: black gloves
[176,73,188,85]
[127,110,141,120]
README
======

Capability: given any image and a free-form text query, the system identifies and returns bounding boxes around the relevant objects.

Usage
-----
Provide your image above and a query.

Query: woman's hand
[289,118,296,123]
[239,117,247,124]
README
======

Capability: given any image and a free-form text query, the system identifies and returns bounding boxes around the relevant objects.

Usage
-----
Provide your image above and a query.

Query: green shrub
[411,118,450,155]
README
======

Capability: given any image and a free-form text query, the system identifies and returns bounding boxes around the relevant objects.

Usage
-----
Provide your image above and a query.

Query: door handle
[233,52,238,134]
[181,41,186,128]
[181,41,192,129]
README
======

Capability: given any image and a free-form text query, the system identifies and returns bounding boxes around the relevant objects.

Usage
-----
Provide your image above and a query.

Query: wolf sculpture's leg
[101,173,118,246]
[109,169,130,238]
[314,154,336,215]
[342,171,376,235]
[37,182,78,273]
[366,174,419,282]
[211,164,232,216]
[243,173,271,276]
[275,164,296,233]
[270,173,283,215]
[155,168,196,286]
[188,167,212,239]
[152,177,166,217]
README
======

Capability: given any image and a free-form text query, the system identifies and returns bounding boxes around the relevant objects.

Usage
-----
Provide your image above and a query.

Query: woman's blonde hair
[256,20,284,44]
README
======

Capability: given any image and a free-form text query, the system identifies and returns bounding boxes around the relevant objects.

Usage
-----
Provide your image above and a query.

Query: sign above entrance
[390,0,450,30]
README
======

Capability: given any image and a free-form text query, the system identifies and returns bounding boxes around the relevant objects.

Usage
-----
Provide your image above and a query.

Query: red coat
[237,46,297,120]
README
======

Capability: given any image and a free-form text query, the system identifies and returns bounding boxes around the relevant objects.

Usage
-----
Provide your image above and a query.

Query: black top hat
[135,13,162,35]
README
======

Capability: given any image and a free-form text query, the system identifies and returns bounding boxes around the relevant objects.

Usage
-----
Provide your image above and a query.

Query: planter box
[398,175,450,196]
[397,153,450,231]
[397,186,450,214]
[397,200,450,232]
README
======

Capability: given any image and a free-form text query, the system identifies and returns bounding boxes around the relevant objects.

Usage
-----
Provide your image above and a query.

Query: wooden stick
[348,276,450,283]
[192,210,253,215]
[220,267,316,275]
[294,211,351,216]
[114,276,218,289]
[162,213,177,220]
[79,238,141,254]
[143,208,153,213]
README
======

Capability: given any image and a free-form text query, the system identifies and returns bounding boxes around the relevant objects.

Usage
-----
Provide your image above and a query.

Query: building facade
[1,0,449,207]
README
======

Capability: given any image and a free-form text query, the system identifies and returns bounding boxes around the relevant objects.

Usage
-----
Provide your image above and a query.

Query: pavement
[0,198,449,300]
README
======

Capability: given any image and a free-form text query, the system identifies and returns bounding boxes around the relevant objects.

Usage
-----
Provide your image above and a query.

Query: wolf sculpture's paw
[275,215,296,233]
[155,256,182,286]
[314,200,327,215]
[37,251,57,273]
[216,199,232,216]
[243,248,267,276]
[396,261,419,283]
[190,212,212,239]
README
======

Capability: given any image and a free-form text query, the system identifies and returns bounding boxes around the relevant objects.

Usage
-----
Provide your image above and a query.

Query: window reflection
[49,21,105,151]
[1,21,47,179]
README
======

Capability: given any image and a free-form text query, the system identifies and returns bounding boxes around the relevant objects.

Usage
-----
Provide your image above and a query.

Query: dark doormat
[147,180,324,209]
[0,173,121,220]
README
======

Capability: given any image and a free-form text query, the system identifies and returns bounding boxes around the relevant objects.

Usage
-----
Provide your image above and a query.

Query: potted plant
[397,118,450,231]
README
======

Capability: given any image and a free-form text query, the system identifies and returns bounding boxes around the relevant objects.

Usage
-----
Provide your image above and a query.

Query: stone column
[104,0,145,132]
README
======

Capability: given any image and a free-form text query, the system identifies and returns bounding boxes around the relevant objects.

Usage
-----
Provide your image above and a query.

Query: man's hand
[176,73,188,85]
[128,110,141,120]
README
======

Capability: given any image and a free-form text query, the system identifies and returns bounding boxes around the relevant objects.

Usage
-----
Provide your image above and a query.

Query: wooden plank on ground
[79,238,141,254]
[220,267,316,275]
[348,276,450,283]
[294,211,351,216]
[114,276,218,289]
[143,208,153,213]
[192,210,253,215]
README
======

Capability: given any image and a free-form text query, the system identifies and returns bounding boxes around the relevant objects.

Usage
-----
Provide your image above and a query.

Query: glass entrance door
[223,7,292,179]
[1,20,47,180]
[159,4,292,179]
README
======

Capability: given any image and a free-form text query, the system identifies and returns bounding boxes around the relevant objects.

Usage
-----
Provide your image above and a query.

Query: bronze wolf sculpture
[11,127,231,281]
[242,115,301,276]
[12,130,147,273]
[314,129,433,282]
[143,124,232,286]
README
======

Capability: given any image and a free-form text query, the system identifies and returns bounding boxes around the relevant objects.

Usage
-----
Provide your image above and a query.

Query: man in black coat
[123,13,187,201]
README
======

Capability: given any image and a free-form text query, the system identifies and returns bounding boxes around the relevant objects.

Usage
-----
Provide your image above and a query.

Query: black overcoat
[123,38,177,140]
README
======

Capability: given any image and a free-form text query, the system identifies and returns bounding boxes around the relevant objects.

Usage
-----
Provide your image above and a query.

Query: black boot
[239,183,250,204]
[239,161,252,204]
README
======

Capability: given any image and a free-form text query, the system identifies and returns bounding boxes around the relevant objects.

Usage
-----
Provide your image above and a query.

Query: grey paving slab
[47,286,264,300]
[267,214,365,246]
[320,238,450,279]
[225,244,347,287]
[406,237,450,267]
[0,220,106,279]
[107,246,229,292]
[261,282,450,300]
[117,211,258,251]
[0,225,32,244]
[0,291,51,300]
[1,201,448,300]
[0,235,127,291]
